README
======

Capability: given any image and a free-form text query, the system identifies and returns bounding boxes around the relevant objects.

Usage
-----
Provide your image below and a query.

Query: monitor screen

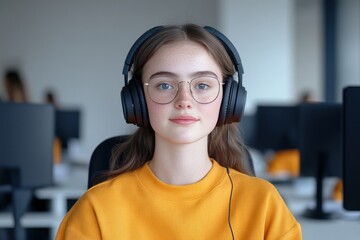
[299,103,342,178]
[55,109,81,149]
[343,86,360,211]
[298,103,342,219]
[238,114,256,148]
[255,105,299,152]
[0,103,54,188]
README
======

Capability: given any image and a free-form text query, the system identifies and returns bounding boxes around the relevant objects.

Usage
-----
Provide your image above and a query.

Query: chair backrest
[88,135,255,189]
[88,135,129,188]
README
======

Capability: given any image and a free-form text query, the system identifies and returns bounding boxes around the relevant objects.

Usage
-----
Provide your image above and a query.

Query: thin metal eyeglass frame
[144,78,225,105]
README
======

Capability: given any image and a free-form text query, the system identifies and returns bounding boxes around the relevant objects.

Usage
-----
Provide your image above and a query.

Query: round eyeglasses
[144,76,223,104]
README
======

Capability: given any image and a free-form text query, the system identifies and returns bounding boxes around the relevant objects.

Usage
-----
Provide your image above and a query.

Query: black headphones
[121,25,247,128]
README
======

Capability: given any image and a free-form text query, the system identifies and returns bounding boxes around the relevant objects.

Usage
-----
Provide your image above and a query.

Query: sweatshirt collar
[135,159,227,201]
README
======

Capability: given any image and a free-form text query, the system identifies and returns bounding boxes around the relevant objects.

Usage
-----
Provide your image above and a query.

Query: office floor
[299,217,360,240]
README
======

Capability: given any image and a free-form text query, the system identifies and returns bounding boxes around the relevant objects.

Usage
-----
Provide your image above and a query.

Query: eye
[157,82,174,90]
[196,83,210,90]
[192,77,217,91]
[159,83,174,90]
[150,79,176,91]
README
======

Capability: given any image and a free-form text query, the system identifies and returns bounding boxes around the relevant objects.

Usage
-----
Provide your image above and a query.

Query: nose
[174,81,193,109]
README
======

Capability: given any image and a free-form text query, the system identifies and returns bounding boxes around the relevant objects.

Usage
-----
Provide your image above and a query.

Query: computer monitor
[255,105,299,152]
[343,86,360,211]
[0,103,54,188]
[55,109,81,149]
[0,103,55,238]
[299,103,342,219]
[238,114,257,148]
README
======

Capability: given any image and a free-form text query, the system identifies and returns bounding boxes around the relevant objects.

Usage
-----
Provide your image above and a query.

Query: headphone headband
[122,26,164,84]
[122,25,244,84]
[203,26,244,84]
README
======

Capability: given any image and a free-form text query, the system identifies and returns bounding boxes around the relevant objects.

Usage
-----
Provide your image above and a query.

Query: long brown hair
[105,24,253,181]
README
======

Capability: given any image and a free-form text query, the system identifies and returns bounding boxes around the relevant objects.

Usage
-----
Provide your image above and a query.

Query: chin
[166,132,210,145]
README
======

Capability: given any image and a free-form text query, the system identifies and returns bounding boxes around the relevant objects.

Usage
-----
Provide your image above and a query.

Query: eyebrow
[149,71,176,79]
[149,71,219,80]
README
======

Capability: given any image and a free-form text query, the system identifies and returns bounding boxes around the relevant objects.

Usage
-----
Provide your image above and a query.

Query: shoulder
[228,168,284,200]
[228,169,302,238]
[230,168,275,188]
[60,170,138,223]
[55,173,136,239]
[86,170,137,198]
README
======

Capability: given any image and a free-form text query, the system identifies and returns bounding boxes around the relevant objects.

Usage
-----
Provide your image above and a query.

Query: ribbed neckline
[135,159,227,201]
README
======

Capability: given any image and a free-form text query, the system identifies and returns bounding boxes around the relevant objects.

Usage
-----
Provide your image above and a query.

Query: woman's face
[142,40,223,145]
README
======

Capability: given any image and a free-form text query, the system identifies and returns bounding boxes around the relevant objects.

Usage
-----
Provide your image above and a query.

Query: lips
[170,115,199,125]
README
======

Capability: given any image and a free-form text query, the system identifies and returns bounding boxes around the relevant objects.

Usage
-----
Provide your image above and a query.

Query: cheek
[205,93,223,126]
[145,96,164,125]
[147,102,161,117]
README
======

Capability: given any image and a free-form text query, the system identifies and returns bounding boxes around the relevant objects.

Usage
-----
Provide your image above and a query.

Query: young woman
[56,24,302,239]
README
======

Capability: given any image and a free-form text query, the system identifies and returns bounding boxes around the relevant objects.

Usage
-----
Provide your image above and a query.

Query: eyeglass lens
[145,76,221,104]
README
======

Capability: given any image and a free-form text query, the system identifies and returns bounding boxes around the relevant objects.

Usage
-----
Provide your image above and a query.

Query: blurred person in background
[3,69,29,103]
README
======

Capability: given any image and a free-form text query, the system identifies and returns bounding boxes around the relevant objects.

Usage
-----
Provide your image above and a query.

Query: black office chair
[88,135,130,188]
[88,135,255,189]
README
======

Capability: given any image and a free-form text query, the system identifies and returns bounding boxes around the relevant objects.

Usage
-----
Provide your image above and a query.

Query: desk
[0,163,88,240]
[36,163,88,239]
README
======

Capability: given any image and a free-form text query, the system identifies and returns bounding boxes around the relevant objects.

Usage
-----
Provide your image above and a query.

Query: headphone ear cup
[121,83,134,125]
[217,77,247,126]
[135,79,150,128]
[231,83,247,123]
[121,78,149,128]
[218,77,233,126]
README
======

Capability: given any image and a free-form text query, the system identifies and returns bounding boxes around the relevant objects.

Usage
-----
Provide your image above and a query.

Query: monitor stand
[303,153,334,220]
[12,188,32,239]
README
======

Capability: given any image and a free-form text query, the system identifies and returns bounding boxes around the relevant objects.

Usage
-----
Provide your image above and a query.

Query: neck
[149,135,212,185]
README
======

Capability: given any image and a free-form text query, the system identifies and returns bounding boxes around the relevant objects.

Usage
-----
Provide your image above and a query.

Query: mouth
[170,116,199,125]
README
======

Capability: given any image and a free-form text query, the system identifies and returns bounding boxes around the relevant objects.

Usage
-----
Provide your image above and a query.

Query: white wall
[294,0,323,101]
[220,0,296,113]
[337,0,360,100]
[294,0,360,102]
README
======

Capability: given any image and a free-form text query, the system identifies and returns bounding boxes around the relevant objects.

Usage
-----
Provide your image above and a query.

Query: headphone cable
[226,126,235,240]
[227,167,235,240]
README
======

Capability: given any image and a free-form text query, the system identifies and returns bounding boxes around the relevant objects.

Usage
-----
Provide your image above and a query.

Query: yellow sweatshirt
[56,160,302,239]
